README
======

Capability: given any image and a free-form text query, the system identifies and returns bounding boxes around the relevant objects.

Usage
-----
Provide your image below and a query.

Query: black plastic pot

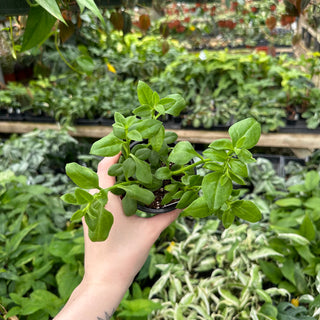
[129,140,196,215]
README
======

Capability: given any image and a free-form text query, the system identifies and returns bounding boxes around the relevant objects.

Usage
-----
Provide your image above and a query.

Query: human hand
[54,155,180,320]
[82,154,181,287]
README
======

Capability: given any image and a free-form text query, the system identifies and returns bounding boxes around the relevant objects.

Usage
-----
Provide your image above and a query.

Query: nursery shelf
[0,121,319,158]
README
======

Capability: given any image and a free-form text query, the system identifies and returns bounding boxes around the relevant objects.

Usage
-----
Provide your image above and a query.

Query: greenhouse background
[1,0,320,319]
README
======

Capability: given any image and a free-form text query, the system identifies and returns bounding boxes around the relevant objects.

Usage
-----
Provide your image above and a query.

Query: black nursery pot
[128,140,195,215]
[137,201,178,215]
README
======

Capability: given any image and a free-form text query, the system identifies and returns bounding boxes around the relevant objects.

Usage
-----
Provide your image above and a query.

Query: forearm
[53,280,127,320]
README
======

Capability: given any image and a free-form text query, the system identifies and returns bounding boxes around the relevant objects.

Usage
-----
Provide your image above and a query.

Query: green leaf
[21,6,56,52]
[56,264,82,301]
[150,126,165,152]
[168,141,199,165]
[118,299,162,317]
[127,130,143,141]
[123,158,135,180]
[131,155,152,184]
[164,131,178,145]
[66,163,99,189]
[76,55,95,74]
[203,149,228,162]
[202,172,232,210]
[117,185,154,205]
[74,188,93,204]
[122,194,137,216]
[182,196,212,218]
[209,138,234,150]
[230,200,262,223]
[218,288,240,307]
[76,0,104,24]
[137,81,154,106]
[176,190,199,209]
[259,261,283,284]
[85,199,114,242]
[155,167,172,180]
[108,163,123,176]
[155,104,165,115]
[304,197,320,209]
[114,112,126,125]
[280,259,296,285]
[61,192,77,204]
[277,233,310,246]
[305,170,320,191]
[236,149,256,163]
[275,198,302,207]
[135,119,162,139]
[229,159,248,177]
[134,148,151,160]
[222,209,235,228]
[163,94,186,116]
[133,105,152,118]
[248,248,283,260]
[229,118,261,149]
[35,0,66,22]
[259,303,278,318]
[300,213,316,241]
[70,209,84,221]
[113,124,126,140]
[90,133,123,157]
[6,223,38,253]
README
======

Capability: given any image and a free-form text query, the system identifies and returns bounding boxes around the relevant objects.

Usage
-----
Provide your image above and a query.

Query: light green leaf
[131,155,152,184]
[248,248,283,260]
[137,81,154,106]
[305,170,320,191]
[76,0,104,24]
[218,288,240,307]
[163,94,186,116]
[202,172,232,210]
[90,133,123,157]
[182,196,212,218]
[66,163,99,189]
[275,197,302,207]
[229,118,261,149]
[75,188,93,204]
[56,264,82,301]
[168,141,199,165]
[209,138,233,150]
[35,0,66,22]
[86,199,114,242]
[117,185,154,205]
[230,200,262,223]
[60,192,77,204]
[277,233,310,246]
[122,194,137,216]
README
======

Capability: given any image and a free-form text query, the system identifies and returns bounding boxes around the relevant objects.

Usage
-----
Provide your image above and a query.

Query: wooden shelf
[0,121,319,157]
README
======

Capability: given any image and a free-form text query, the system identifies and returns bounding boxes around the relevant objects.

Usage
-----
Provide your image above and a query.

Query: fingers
[97,154,121,189]
[148,209,181,235]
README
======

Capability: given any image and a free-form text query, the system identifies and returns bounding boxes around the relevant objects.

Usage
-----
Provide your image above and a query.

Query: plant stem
[54,29,84,75]
[9,18,17,60]
[171,159,210,175]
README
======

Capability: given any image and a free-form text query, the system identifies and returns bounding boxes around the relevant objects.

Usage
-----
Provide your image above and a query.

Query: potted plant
[62,81,262,241]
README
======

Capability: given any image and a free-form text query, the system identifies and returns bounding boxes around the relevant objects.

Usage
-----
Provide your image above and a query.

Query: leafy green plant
[148,219,288,320]
[261,170,320,297]
[62,81,262,242]
[0,170,85,320]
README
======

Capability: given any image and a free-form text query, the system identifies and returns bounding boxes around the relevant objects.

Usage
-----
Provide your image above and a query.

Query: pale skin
[53,154,180,320]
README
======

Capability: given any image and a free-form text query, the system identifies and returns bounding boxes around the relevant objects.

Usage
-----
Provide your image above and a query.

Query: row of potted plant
[1,49,320,131]
[1,128,319,319]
